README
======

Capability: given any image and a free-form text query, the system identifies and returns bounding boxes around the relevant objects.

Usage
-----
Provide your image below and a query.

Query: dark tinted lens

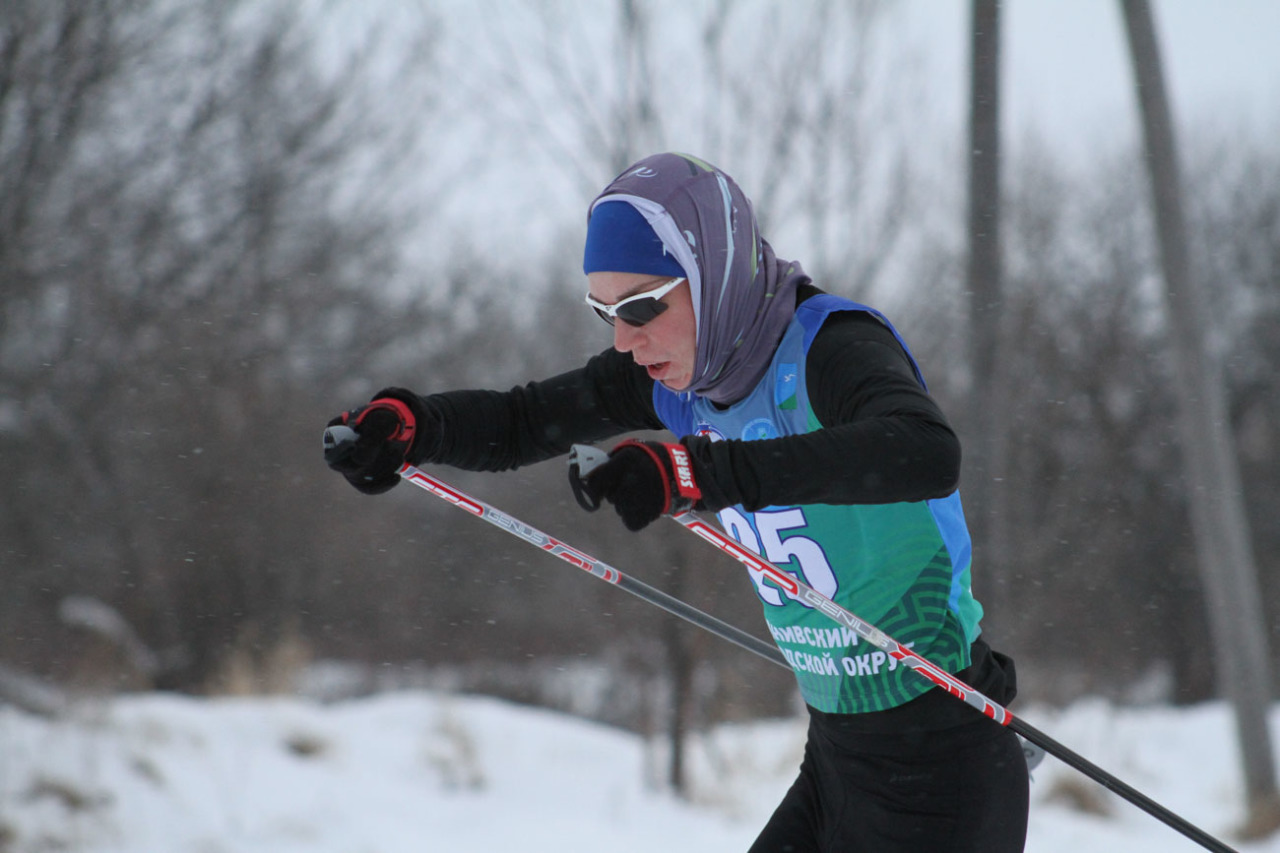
[616,298,669,327]
[592,305,616,325]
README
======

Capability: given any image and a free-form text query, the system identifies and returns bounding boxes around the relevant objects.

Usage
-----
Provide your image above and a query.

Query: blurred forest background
[2,0,1278,761]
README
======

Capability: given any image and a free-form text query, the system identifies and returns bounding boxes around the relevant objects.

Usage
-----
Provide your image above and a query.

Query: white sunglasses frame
[583,277,686,326]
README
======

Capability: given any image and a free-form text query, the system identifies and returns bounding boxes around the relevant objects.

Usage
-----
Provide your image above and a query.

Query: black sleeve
[688,311,961,510]
[411,347,664,472]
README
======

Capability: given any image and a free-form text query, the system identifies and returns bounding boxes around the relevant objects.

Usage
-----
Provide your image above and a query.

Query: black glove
[570,439,705,531]
[325,389,427,494]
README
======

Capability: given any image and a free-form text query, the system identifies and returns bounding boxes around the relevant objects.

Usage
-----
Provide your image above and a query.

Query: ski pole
[565,445,1235,851]
[322,425,787,670]
[590,493,1232,851]
[663,507,1238,852]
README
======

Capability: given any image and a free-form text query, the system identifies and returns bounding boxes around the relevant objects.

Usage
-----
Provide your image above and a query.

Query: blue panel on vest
[776,363,798,410]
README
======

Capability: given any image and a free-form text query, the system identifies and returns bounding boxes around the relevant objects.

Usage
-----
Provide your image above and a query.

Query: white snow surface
[2,689,1278,852]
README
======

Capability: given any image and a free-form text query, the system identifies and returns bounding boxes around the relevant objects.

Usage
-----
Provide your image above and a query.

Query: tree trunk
[965,0,1011,616]
[665,618,695,796]
[1120,0,1280,836]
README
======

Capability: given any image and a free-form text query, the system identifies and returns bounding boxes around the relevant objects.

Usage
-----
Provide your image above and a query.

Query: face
[587,271,697,391]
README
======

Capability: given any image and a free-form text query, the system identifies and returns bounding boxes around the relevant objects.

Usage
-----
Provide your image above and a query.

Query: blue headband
[583,200,686,278]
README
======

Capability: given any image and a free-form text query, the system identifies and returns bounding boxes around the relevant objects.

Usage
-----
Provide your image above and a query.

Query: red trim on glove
[615,440,672,514]
[358,398,417,444]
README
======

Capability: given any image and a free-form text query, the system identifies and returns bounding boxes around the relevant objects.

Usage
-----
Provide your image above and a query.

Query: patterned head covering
[587,153,809,404]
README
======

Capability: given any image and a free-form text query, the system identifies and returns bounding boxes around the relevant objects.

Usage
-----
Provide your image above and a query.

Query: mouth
[643,361,669,380]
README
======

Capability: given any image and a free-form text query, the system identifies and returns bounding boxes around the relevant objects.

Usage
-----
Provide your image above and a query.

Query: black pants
[749,642,1029,853]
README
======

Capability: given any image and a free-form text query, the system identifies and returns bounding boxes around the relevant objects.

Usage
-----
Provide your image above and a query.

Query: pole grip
[567,443,610,511]
[322,424,359,465]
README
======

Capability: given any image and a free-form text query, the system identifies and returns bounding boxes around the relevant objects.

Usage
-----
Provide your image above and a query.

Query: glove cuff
[680,433,734,513]
[356,398,416,443]
[370,387,436,464]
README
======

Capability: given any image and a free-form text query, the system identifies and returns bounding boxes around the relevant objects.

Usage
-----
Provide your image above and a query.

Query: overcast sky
[901,0,1280,158]
[360,1,1280,269]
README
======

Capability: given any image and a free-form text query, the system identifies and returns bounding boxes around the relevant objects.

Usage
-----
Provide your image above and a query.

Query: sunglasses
[584,277,686,327]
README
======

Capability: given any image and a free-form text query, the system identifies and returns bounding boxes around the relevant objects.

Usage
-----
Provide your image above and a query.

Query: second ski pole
[568,443,1237,853]
[323,425,786,670]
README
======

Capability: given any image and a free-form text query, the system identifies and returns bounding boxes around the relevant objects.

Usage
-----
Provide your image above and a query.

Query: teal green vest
[654,295,983,713]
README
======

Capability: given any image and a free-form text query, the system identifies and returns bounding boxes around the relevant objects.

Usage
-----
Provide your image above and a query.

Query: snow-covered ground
[1,689,1277,852]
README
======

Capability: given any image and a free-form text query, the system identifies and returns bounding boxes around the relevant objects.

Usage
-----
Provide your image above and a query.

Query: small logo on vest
[695,423,727,442]
[742,418,779,441]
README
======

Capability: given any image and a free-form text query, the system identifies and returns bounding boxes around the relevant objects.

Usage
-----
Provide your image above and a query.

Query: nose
[612,320,643,353]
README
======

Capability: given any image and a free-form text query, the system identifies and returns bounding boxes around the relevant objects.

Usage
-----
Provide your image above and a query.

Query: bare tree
[1120,0,1279,835]
[0,0,449,690]
[464,0,916,293]
[984,149,1204,697]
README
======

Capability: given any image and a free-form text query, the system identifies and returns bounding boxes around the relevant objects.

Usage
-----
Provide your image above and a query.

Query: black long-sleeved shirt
[411,285,960,511]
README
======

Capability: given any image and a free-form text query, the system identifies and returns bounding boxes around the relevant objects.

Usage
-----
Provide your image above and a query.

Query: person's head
[582,199,697,390]
[582,152,806,403]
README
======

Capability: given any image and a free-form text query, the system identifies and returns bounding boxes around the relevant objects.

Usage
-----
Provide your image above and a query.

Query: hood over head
[586,152,808,405]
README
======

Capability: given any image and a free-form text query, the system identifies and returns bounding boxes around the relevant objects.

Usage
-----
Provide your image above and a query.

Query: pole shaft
[669,510,1238,853]
[1007,717,1234,852]
[391,460,1235,853]
[397,464,786,668]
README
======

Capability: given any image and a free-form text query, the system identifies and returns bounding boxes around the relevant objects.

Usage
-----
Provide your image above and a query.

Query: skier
[325,152,1030,852]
